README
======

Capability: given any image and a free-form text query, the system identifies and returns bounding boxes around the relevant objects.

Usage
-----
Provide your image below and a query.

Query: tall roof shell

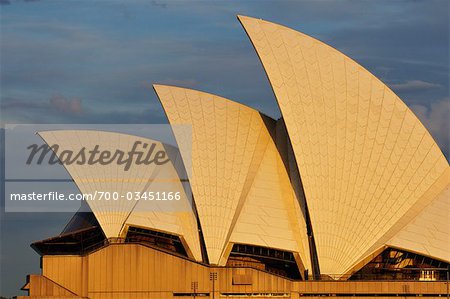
[238,15,449,276]
[38,130,202,261]
[154,85,310,268]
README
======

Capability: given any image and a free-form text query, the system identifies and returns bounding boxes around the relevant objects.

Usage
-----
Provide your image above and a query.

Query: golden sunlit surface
[19,15,449,299]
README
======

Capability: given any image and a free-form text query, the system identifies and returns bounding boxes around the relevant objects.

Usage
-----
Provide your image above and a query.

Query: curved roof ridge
[153,83,277,122]
[154,85,310,270]
[239,15,449,277]
[37,130,202,261]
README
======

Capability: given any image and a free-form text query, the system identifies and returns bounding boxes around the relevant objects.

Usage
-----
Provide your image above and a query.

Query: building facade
[20,15,450,299]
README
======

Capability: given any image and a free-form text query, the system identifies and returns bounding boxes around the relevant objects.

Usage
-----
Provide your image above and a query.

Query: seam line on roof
[275,18,323,276]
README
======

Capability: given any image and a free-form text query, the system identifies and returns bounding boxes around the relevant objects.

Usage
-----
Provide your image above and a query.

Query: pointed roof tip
[236,14,259,22]
[151,84,161,97]
[153,84,188,94]
[152,83,163,90]
[152,83,177,94]
[153,83,188,89]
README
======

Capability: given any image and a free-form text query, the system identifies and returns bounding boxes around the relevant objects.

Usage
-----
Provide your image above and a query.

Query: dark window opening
[125,226,187,257]
[350,247,450,281]
[226,244,301,280]
[31,224,106,256]
[61,202,98,234]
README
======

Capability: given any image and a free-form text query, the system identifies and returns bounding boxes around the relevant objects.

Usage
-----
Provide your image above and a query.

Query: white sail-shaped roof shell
[239,15,449,277]
[154,85,310,269]
[38,130,202,261]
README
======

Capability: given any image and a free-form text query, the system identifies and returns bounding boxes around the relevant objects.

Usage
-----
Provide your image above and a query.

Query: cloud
[390,80,443,92]
[411,98,450,158]
[151,0,167,9]
[1,93,166,125]
[0,0,40,4]
[1,94,85,123]
[49,94,84,115]
[1,98,46,111]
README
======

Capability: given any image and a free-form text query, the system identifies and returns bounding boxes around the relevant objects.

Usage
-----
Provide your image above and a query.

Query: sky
[0,0,449,297]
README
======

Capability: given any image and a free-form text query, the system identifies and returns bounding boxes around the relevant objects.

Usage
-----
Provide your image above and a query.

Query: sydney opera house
[20,16,449,298]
